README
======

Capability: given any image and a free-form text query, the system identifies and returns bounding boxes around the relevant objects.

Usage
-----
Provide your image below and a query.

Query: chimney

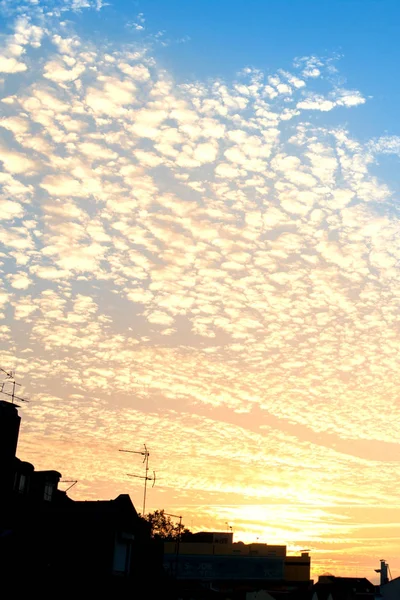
[375,559,389,587]
[380,560,389,586]
[0,400,21,461]
[0,400,21,500]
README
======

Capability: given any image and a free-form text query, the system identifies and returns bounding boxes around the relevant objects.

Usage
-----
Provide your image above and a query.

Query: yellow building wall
[223,543,286,557]
[164,542,286,557]
[164,541,311,583]
[284,554,311,582]
[164,542,215,555]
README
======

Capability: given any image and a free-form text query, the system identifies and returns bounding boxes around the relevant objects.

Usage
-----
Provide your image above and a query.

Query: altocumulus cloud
[1,2,400,577]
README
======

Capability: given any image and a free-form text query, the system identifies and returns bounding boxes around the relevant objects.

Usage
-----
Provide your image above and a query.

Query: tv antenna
[119,444,155,514]
[61,480,78,493]
[0,368,28,404]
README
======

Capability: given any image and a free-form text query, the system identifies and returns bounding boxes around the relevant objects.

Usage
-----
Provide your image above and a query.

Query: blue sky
[77,0,400,134]
[1,0,400,581]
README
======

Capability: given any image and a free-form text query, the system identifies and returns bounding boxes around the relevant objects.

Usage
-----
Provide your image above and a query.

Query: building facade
[164,532,312,598]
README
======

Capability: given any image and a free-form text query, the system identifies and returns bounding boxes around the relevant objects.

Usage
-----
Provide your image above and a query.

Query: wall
[284,553,311,582]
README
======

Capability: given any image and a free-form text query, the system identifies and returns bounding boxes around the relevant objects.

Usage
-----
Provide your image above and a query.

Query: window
[44,482,54,501]
[113,538,130,575]
[18,474,26,493]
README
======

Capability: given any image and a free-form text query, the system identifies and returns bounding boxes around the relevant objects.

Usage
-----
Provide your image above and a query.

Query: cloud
[297,89,365,112]
[8,272,32,289]
[0,148,37,173]
[0,55,27,72]
[85,77,137,115]
[368,135,400,156]
[0,198,24,219]
[294,55,324,78]
[40,175,87,196]
[1,14,400,577]
[118,63,150,81]
[127,12,146,32]
[43,59,86,84]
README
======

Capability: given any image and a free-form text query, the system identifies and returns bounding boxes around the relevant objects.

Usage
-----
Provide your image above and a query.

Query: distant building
[164,532,312,599]
[375,560,400,599]
[378,577,400,600]
[311,575,375,600]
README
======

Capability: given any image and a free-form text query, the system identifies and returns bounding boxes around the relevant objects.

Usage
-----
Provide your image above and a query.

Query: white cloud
[303,67,321,78]
[297,88,366,112]
[193,142,219,163]
[79,142,117,160]
[118,62,150,81]
[0,148,37,174]
[368,135,400,156]
[335,89,366,107]
[0,198,24,219]
[40,175,90,196]
[8,272,32,289]
[297,96,335,111]
[0,116,30,134]
[52,35,81,55]
[43,59,85,83]
[85,77,136,115]
[0,56,27,73]
[215,162,243,178]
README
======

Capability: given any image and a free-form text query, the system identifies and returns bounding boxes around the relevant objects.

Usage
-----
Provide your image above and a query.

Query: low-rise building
[378,577,400,599]
[311,575,375,600]
[375,560,400,599]
[164,532,312,598]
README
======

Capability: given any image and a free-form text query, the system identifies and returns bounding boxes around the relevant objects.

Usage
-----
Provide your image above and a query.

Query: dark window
[18,474,26,493]
[44,482,54,501]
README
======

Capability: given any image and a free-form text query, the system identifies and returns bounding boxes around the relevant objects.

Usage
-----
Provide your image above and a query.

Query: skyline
[1,0,400,583]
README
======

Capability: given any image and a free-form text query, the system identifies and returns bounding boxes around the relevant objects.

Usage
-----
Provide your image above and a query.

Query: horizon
[1,0,400,584]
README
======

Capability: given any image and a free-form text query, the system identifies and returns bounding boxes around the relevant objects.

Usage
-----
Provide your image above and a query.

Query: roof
[68,493,137,514]
[313,576,375,599]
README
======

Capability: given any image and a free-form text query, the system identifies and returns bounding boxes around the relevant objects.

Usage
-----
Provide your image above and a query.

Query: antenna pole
[119,444,155,514]
[143,444,149,515]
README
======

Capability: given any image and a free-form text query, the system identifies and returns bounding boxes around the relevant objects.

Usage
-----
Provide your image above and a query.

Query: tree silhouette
[140,509,192,540]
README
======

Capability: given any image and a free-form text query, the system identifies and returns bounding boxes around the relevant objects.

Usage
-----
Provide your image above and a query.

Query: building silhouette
[311,575,375,599]
[0,399,160,595]
[5,397,383,600]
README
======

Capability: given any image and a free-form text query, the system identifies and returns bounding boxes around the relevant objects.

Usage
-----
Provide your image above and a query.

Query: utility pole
[119,444,155,514]
[165,512,183,578]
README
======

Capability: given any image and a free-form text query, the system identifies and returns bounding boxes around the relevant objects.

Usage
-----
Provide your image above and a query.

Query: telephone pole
[165,512,183,578]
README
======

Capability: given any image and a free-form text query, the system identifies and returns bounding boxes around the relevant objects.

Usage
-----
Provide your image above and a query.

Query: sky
[1,0,400,583]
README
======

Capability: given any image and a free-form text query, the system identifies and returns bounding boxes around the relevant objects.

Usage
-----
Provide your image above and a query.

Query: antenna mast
[119,444,155,514]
